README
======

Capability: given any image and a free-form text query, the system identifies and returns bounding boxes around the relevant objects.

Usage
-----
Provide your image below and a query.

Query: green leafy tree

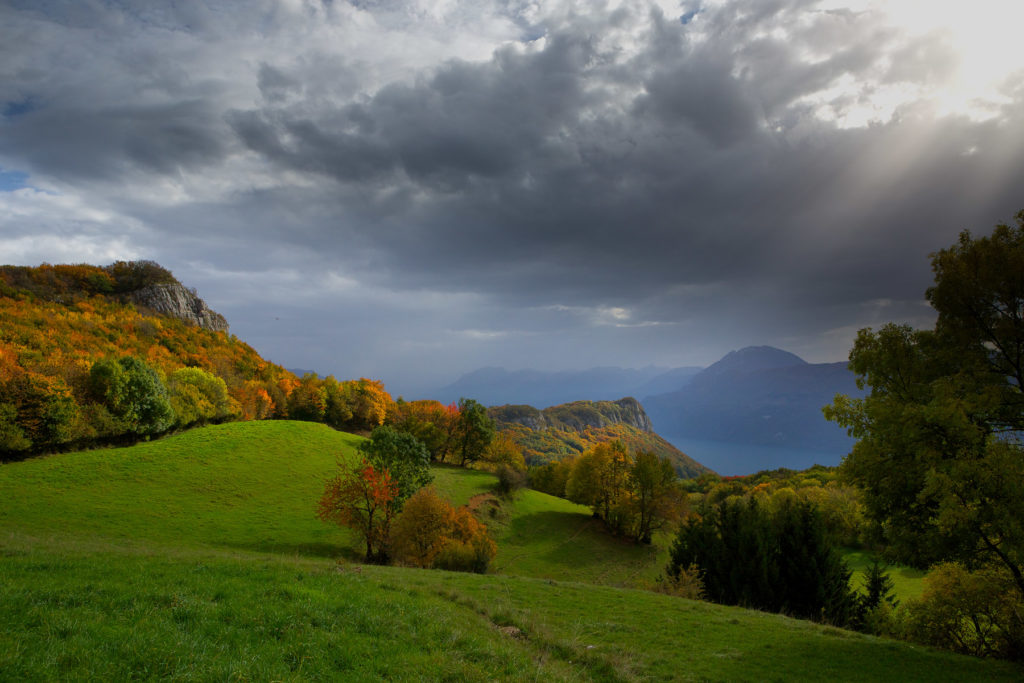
[88,356,174,436]
[450,398,495,466]
[357,425,433,504]
[825,212,1024,600]
[628,450,685,544]
[167,367,236,427]
[0,402,31,454]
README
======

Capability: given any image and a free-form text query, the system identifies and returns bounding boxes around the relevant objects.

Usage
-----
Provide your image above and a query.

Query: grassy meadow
[1,420,1017,680]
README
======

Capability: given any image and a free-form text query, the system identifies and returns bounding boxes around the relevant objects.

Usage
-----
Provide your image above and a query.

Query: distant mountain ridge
[436,365,702,408]
[489,397,713,478]
[643,346,861,456]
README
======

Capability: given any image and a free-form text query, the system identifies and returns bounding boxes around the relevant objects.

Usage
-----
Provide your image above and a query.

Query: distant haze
[436,345,861,475]
[2,1,1023,395]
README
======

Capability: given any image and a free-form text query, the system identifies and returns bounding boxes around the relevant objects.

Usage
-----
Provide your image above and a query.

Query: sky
[1,0,1023,397]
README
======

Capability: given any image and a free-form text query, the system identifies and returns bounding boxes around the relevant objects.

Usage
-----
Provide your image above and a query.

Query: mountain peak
[697,346,807,382]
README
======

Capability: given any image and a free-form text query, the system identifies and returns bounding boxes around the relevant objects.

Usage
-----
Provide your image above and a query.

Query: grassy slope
[0,420,1015,680]
[0,421,360,559]
[2,538,1017,682]
[844,549,928,603]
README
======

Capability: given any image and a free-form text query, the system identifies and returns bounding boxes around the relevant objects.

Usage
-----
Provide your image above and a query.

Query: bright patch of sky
[814,0,1024,124]
[0,169,28,192]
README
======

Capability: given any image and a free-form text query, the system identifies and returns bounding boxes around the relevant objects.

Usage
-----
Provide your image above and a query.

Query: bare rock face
[129,283,229,333]
[608,397,654,432]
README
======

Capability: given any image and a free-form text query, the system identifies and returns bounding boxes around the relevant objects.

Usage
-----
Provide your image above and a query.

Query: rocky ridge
[489,397,653,433]
[129,283,229,333]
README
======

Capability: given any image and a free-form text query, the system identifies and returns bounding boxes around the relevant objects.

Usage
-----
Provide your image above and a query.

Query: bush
[389,488,453,568]
[388,488,496,573]
[495,464,527,496]
[902,562,1024,660]
[652,563,705,601]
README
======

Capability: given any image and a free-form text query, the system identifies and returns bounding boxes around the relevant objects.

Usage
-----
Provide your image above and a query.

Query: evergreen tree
[668,497,857,625]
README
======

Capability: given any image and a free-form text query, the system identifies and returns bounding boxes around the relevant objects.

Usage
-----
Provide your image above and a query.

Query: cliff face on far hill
[491,397,653,433]
[490,397,713,478]
[130,283,228,333]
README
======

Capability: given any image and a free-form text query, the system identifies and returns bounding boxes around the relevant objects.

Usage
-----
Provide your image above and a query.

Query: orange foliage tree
[387,399,452,460]
[317,459,399,563]
[389,487,497,573]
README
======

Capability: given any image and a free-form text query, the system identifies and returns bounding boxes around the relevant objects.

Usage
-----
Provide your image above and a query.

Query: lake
[662,435,850,476]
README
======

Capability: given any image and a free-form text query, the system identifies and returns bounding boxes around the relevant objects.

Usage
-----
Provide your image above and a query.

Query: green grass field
[0,421,1016,680]
[844,549,928,603]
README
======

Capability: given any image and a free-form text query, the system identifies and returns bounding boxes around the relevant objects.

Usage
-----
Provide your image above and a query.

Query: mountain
[695,345,807,381]
[643,346,862,467]
[490,397,713,478]
[435,365,702,408]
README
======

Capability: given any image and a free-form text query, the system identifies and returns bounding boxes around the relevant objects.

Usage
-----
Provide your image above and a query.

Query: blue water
[663,435,849,477]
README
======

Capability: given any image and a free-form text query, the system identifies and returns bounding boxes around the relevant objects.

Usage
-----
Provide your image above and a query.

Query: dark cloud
[1,0,1023,388]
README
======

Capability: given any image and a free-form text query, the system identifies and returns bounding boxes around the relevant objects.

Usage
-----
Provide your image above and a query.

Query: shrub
[389,488,453,568]
[652,563,705,601]
[495,464,527,496]
[389,488,497,573]
[902,562,1024,660]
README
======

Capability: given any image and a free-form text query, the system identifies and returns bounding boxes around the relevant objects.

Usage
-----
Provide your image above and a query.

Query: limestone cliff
[129,283,229,333]
[491,397,654,433]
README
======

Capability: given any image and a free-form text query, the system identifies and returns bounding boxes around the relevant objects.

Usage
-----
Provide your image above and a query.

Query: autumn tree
[167,367,237,427]
[387,399,450,459]
[320,376,352,429]
[480,431,526,472]
[435,504,497,573]
[317,459,399,563]
[287,373,327,422]
[566,440,631,530]
[1,372,80,452]
[342,378,392,432]
[233,380,275,420]
[388,487,454,567]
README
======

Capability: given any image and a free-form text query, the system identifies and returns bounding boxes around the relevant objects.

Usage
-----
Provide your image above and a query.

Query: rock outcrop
[129,283,229,333]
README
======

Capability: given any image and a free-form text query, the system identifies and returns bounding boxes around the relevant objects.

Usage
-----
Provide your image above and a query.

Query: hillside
[644,346,862,463]
[490,398,713,478]
[0,421,1016,680]
[0,261,297,459]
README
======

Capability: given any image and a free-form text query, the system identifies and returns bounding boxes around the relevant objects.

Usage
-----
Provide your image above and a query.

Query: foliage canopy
[826,210,1024,611]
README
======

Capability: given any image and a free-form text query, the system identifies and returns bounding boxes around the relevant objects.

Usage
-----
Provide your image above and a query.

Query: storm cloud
[2,0,1023,394]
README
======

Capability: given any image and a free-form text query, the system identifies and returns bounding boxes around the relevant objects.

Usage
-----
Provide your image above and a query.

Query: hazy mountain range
[434,365,702,408]
[437,346,862,473]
